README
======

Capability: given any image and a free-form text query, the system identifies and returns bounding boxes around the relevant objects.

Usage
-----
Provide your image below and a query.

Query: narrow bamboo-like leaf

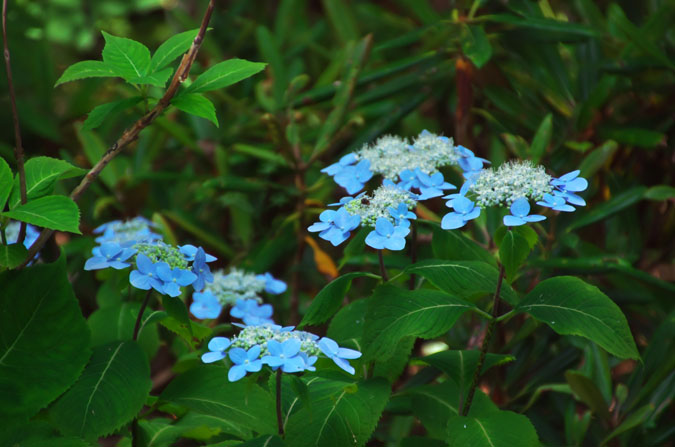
[446,410,540,447]
[82,97,142,131]
[172,93,218,127]
[567,186,646,231]
[187,59,266,94]
[300,272,377,328]
[598,126,665,148]
[101,31,151,80]
[363,285,476,361]
[499,230,531,283]
[579,141,618,178]
[320,0,360,43]
[149,29,199,73]
[54,60,117,86]
[255,25,286,109]
[460,24,492,68]
[50,341,152,438]
[0,258,90,418]
[483,14,598,39]
[2,195,81,234]
[285,377,389,447]
[530,113,552,163]
[8,156,86,209]
[565,370,610,419]
[644,185,675,201]
[160,365,276,435]
[405,260,519,305]
[600,404,654,445]
[515,276,639,359]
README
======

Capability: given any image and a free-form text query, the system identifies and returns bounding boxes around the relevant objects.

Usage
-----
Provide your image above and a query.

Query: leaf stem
[378,250,389,281]
[276,369,284,437]
[16,0,216,269]
[2,0,28,243]
[132,290,153,341]
[461,262,505,416]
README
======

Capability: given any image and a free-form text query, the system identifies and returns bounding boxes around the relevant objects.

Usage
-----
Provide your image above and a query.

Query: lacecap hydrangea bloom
[308,184,417,250]
[441,161,588,229]
[84,217,216,297]
[189,268,286,322]
[201,324,361,381]
[321,130,489,197]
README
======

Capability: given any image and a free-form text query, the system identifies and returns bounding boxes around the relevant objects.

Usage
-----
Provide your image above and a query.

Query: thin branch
[2,0,27,242]
[16,0,216,269]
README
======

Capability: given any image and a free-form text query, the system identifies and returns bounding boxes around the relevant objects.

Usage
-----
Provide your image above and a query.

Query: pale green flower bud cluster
[204,269,266,306]
[355,131,459,180]
[344,185,416,227]
[229,324,321,357]
[468,160,553,207]
[134,241,188,269]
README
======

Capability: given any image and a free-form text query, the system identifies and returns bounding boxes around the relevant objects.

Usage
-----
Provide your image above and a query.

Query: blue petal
[201,351,226,363]
[453,196,474,214]
[441,213,466,230]
[332,357,356,375]
[523,214,546,222]
[84,256,110,271]
[229,347,248,364]
[129,270,152,290]
[208,337,231,352]
[319,209,337,223]
[135,253,155,275]
[282,339,301,357]
[365,231,387,250]
[318,337,339,356]
[228,364,247,382]
[337,347,362,359]
[375,218,394,237]
[565,177,588,192]
[384,236,406,251]
[464,207,481,221]
[503,215,526,227]
[308,222,331,232]
[510,198,530,218]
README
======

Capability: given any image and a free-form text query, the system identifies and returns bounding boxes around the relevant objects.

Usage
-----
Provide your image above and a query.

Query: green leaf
[363,285,476,361]
[446,410,540,447]
[160,316,212,350]
[410,380,498,439]
[405,260,519,306]
[567,186,647,231]
[101,31,151,80]
[600,404,654,446]
[187,59,266,94]
[9,156,86,209]
[644,185,675,201]
[299,272,376,328]
[50,341,152,438]
[598,126,665,148]
[88,302,160,360]
[515,276,639,359]
[285,378,389,447]
[0,259,90,418]
[0,243,28,269]
[565,370,610,419]
[172,93,219,127]
[499,230,531,283]
[160,365,276,435]
[579,141,618,178]
[82,97,142,131]
[530,113,552,163]
[429,223,496,267]
[54,60,118,86]
[483,14,598,39]
[2,195,81,234]
[149,29,199,73]
[130,67,174,87]
[420,350,515,405]
[327,299,367,345]
[0,157,12,210]
[460,25,492,68]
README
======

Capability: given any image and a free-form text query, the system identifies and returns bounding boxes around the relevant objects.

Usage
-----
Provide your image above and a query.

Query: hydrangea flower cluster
[189,268,286,323]
[308,184,416,250]
[442,161,588,229]
[321,130,489,196]
[202,324,361,381]
[84,217,216,297]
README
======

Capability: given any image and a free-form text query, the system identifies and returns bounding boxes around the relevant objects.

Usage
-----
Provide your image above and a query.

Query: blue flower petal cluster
[230,299,274,326]
[201,324,361,382]
[441,196,481,230]
[84,242,137,270]
[321,154,374,194]
[190,291,222,319]
[365,218,410,251]
[307,208,360,246]
[256,272,287,294]
[503,198,546,227]
[551,170,588,206]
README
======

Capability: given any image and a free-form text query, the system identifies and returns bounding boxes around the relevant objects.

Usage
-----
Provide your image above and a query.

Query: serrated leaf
[285,378,390,447]
[405,260,519,305]
[50,341,152,438]
[0,243,28,268]
[446,410,540,447]
[172,93,218,126]
[499,230,531,282]
[460,25,492,68]
[515,276,639,359]
[0,157,12,209]
[429,223,496,267]
[530,113,552,163]
[82,97,142,131]
[129,67,174,87]
[363,285,475,361]
[101,31,151,80]
[9,156,86,209]
[0,259,91,419]
[327,299,367,345]
[2,195,81,234]
[160,365,276,435]
[88,302,160,360]
[150,29,199,73]
[300,272,376,328]
[187,59,266,94]
[54,60,118,86]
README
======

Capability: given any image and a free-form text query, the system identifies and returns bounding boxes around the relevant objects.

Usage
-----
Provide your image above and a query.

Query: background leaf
[187,59,266,94]
[446,410,540,447]
[8,156,86,209]
[149,28,199,73]
[101,31,151,80]
[300,272,376,327]
[172,93,219,127]
[54,60,117,86]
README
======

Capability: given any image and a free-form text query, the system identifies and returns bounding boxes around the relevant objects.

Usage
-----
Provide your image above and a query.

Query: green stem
[378,250,389,281]
[132,290,152,341]
[461,263,505,416]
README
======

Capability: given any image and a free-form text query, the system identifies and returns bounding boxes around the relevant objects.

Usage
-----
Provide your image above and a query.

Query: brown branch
[16,0,215,269]
[2,0,28,243]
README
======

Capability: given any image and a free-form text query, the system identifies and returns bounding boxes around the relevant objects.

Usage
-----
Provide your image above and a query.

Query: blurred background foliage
[1,0,673,446]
